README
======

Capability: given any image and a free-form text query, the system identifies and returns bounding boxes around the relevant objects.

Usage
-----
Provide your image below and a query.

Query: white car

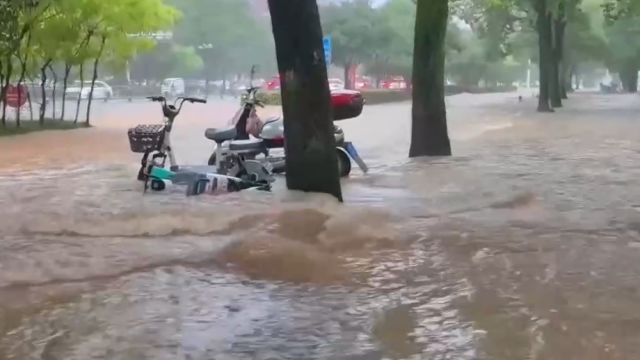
[328,78,345,91]
[161,78,185,97]
[66,80,113,100]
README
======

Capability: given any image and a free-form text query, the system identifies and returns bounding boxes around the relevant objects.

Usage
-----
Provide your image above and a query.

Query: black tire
[150,179,166,191]
[336,148,351,177]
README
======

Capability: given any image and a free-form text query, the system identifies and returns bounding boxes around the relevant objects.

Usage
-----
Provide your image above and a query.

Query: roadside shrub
[257,91,282,106]
[257,85,517,107]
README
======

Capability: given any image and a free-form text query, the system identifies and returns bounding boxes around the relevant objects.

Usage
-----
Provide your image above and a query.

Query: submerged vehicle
[127,96,274,194]
[205,87,368,177]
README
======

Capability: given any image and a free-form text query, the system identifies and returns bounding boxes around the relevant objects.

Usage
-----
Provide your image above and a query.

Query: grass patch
[0,120,90,137]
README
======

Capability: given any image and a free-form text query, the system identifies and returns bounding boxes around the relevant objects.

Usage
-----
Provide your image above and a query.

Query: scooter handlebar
[147,96,166,102]
[183,97,207,104]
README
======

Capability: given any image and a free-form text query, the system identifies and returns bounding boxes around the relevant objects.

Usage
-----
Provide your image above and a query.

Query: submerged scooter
[205,86,368,177]
[127,96,274,194]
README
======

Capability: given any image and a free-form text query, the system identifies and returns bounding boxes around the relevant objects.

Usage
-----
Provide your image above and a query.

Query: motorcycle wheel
[336,148,351,177]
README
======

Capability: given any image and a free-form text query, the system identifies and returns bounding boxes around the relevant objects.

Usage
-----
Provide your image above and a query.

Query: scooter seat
[229,139,265,152]
[205,127,237,143]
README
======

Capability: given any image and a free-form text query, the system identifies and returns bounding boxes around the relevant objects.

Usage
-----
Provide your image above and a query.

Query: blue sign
[323,36,332,65]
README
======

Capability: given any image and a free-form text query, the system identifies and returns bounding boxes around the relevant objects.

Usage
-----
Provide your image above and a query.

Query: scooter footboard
[342,142,368,173]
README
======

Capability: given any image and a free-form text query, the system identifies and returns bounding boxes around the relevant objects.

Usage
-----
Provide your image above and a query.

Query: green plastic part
[149,166,175,180]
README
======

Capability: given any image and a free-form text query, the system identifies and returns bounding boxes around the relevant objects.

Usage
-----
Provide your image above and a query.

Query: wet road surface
[1,92,639,359]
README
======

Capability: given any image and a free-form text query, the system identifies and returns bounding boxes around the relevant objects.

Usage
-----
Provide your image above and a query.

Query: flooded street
[1,93,639,359]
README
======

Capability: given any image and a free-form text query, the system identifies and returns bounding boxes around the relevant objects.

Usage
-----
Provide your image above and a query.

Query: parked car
[328,78,345,91]
[161,78,185,97]
[355,77,372,89]
[266,75,280,90]
[381,76,407,90]
[65,80,113,99]
[265,75,345,91]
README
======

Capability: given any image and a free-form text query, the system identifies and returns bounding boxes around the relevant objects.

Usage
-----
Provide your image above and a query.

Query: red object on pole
[4,84,28,108]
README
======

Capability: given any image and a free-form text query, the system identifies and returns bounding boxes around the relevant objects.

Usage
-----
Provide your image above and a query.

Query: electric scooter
[127,96,274,194]
[205,86,368,177]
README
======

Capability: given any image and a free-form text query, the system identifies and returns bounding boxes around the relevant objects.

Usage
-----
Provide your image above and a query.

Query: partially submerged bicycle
[127,96,274,195]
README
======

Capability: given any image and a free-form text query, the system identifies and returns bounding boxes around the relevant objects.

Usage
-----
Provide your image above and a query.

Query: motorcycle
[127,96,274,194]
[204,86,368,177]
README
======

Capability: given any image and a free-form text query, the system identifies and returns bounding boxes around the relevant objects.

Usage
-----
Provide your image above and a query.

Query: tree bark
[555,15,567,100]
[1,61,12,126]
[48,64,57,119]
[27,82,34,121]
[409,0,451,157]
[74,63,84,124]
[565,63,575,93]
[620,62,638,93]
[86,35,107,126]
[343,62,352,90]
[267,0,343,201]
[549,14,562,108]
[60,63,71,121]
[535,0,553,113]
[39,59,52,124]
[15,31,33,127]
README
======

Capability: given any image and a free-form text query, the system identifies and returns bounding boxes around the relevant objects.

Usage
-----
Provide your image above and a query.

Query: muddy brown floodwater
[1,93,640,359]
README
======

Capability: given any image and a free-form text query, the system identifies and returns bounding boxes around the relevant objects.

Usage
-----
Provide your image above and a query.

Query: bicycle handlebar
[147,96,206,122]
[147,96,166,102]
[146,96,206,104]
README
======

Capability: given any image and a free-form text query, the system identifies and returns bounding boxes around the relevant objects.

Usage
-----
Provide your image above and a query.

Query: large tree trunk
[86,35,107,126]
[620,62,638,93]
[555,15,567,100]
[267,0,343,201]
[27,79,34,121]
[49,64,57,119]
[409,0,451,157]
[74,63,84,124]
[16,63,29,127]
[60,63,71,121]
[535,0,553,113]
[16,31,34,127]
[1,61,12,126]
[565,63,575,93]
[39,59,52,124]
[343,62,352,90]
[549,14,562,108]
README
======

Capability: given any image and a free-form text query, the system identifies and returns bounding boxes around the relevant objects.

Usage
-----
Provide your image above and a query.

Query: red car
[381,76,407,90]
[355,77,372,89]
[265,75,281,90]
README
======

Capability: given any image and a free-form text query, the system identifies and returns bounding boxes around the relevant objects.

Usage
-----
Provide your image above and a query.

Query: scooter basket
[127,124,165,153]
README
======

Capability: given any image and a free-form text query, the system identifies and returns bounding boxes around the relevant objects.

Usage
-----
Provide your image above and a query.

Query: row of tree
[126,0,277,85]
[0,0,177,128]
[270,0,639,200]
[321,0,639,96]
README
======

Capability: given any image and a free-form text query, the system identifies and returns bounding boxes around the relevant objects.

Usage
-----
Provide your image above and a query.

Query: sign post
[323,36,332,65]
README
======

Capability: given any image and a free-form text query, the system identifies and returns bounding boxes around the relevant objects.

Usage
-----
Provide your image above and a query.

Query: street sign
[323,36,332,65]
[4,84,28,108]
